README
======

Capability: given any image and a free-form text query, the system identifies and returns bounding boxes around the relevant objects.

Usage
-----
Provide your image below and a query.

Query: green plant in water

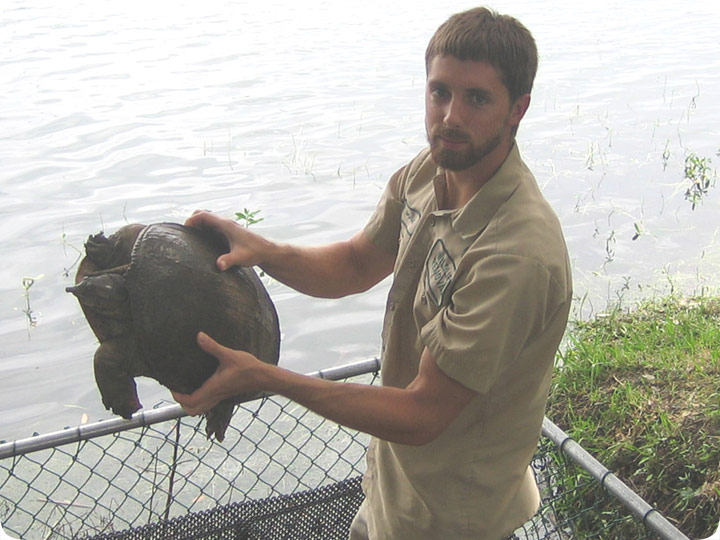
[61,229,84,277]
[684,152,715,210]
[234,208,267,277]
[631,221,644,241]
[662,140,671,171]
[234,208,263,228]
[22,275,43,333]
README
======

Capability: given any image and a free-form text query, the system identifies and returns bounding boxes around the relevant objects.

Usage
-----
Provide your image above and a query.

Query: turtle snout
[66,274,131,317]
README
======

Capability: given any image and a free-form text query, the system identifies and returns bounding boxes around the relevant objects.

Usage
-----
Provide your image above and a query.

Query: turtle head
[66,273,131,318]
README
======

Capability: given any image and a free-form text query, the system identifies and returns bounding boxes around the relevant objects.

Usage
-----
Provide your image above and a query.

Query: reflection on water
[1,0,719,440]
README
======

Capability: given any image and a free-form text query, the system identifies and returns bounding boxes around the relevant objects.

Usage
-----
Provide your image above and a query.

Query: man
[173,7,572,540]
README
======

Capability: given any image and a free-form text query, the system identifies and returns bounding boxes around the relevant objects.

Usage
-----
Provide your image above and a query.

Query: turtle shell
[124,223,280,394]
[69,222,280,441]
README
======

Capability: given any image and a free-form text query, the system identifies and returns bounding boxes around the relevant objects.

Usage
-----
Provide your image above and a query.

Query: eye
[429,85,450,101]
[469,92,488,107]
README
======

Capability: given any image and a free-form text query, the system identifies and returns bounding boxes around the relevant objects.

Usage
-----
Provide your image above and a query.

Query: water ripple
[1,0,719,440]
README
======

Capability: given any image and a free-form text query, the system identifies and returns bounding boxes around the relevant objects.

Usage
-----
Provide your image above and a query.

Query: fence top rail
[0,357,380,460]
[542,416,694,540]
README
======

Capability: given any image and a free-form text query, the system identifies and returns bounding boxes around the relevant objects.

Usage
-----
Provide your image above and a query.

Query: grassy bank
[548,295,720,538]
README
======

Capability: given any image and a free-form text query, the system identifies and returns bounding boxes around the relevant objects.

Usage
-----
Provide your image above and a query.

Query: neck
[442,140,513,209]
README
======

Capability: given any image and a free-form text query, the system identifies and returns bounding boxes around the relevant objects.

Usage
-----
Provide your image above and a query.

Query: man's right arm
[185,210,394,299]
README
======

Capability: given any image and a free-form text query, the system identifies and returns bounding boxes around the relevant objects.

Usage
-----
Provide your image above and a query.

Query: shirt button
[430,218,436,227]
[408,260,416,268]
[389,302,395,311]
[421,295,427,305]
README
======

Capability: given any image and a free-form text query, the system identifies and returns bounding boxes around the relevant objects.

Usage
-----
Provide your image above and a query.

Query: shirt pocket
[398,200,421,255]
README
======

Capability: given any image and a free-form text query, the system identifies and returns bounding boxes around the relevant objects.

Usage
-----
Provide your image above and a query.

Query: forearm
[259,233,392,299]
[259,241,363,298]
[257,363,440,445]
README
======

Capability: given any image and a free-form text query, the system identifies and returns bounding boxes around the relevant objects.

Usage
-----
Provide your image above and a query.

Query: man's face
[425,55,526,172]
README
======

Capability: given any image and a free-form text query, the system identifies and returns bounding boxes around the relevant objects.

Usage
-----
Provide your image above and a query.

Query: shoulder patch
[425,239,456,306]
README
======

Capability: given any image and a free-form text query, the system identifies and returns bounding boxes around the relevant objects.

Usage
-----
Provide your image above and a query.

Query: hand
[172,332,266,415]
[185,210,270,271]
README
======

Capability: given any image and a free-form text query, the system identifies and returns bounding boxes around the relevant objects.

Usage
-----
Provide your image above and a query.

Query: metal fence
[0,358,700,540]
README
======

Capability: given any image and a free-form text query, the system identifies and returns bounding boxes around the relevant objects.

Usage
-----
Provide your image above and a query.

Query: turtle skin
[66,222,281,441]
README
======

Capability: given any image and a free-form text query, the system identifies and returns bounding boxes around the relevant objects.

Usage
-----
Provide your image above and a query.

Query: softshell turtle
[66,222,281,441]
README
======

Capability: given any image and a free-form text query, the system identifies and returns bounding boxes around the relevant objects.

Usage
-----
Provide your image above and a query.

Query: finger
[184,210,206,227]
[185,209,217,228]
[216,254,231,271]
[186,211,237,241]
[196,331,232,362]
[171,390,204,416]
[171,390,190,406]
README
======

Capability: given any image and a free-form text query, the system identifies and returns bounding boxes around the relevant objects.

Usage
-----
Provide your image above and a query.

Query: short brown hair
[425,7,538,102]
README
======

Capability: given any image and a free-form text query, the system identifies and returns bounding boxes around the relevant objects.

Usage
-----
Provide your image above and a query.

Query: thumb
[197,332,237,371]
[197,331,226,356]
[216,254,231,271]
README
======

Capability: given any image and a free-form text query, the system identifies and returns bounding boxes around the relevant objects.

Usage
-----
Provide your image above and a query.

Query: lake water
[2,0,719,441]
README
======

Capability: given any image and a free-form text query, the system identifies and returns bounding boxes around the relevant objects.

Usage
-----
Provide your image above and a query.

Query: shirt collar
[431,144,525,239]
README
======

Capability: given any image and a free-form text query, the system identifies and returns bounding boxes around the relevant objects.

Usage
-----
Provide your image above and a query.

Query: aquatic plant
[234,208,264,228]
[61,229,83,278]
[21,275,43,335]
[683,152,716,210]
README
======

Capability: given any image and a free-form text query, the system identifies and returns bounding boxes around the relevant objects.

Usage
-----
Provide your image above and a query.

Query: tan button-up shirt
[359,145,572,540]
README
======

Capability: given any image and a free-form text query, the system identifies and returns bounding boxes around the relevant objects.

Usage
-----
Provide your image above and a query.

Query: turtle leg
[94,338,142,419]
[85,224,145,270]
[205,400,235,442]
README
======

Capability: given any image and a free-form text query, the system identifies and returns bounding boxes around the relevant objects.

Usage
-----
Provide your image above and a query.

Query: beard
[427,126,502,171]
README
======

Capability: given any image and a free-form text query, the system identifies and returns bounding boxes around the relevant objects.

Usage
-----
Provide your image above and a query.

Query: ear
[509,93,531,127]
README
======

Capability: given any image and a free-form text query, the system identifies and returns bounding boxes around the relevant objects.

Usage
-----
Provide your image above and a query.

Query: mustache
[431,126,470,142]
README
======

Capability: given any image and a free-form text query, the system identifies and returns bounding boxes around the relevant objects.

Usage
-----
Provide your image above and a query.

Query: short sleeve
[420,253,564,394]
[363,149,438,256]
[363,167,405,256]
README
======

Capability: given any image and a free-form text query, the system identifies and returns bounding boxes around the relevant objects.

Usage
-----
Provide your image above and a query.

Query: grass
[548,295,720,538]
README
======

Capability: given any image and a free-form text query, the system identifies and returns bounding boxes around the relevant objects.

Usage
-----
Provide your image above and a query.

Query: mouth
[433,128,470,149]
[437,135,469,150]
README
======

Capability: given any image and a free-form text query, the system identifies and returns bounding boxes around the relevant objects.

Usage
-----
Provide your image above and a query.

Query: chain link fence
[0,359,697,540]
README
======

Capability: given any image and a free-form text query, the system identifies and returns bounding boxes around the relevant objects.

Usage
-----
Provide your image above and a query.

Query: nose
[442,97,464,128]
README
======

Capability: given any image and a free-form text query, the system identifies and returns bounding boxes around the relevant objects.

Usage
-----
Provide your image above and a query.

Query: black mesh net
[87,476,364,540]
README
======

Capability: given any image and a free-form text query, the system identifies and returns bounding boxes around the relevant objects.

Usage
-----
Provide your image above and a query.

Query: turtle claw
[84,232,110,264]
[101,380,142,420]
[204,401,234,442]
[103,390,142,420]
[85,232,125,270]
[107,398,142,420]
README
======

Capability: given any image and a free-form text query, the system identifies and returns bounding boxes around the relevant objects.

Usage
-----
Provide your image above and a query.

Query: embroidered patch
[425,239,456,306]
[400,201,421,238]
